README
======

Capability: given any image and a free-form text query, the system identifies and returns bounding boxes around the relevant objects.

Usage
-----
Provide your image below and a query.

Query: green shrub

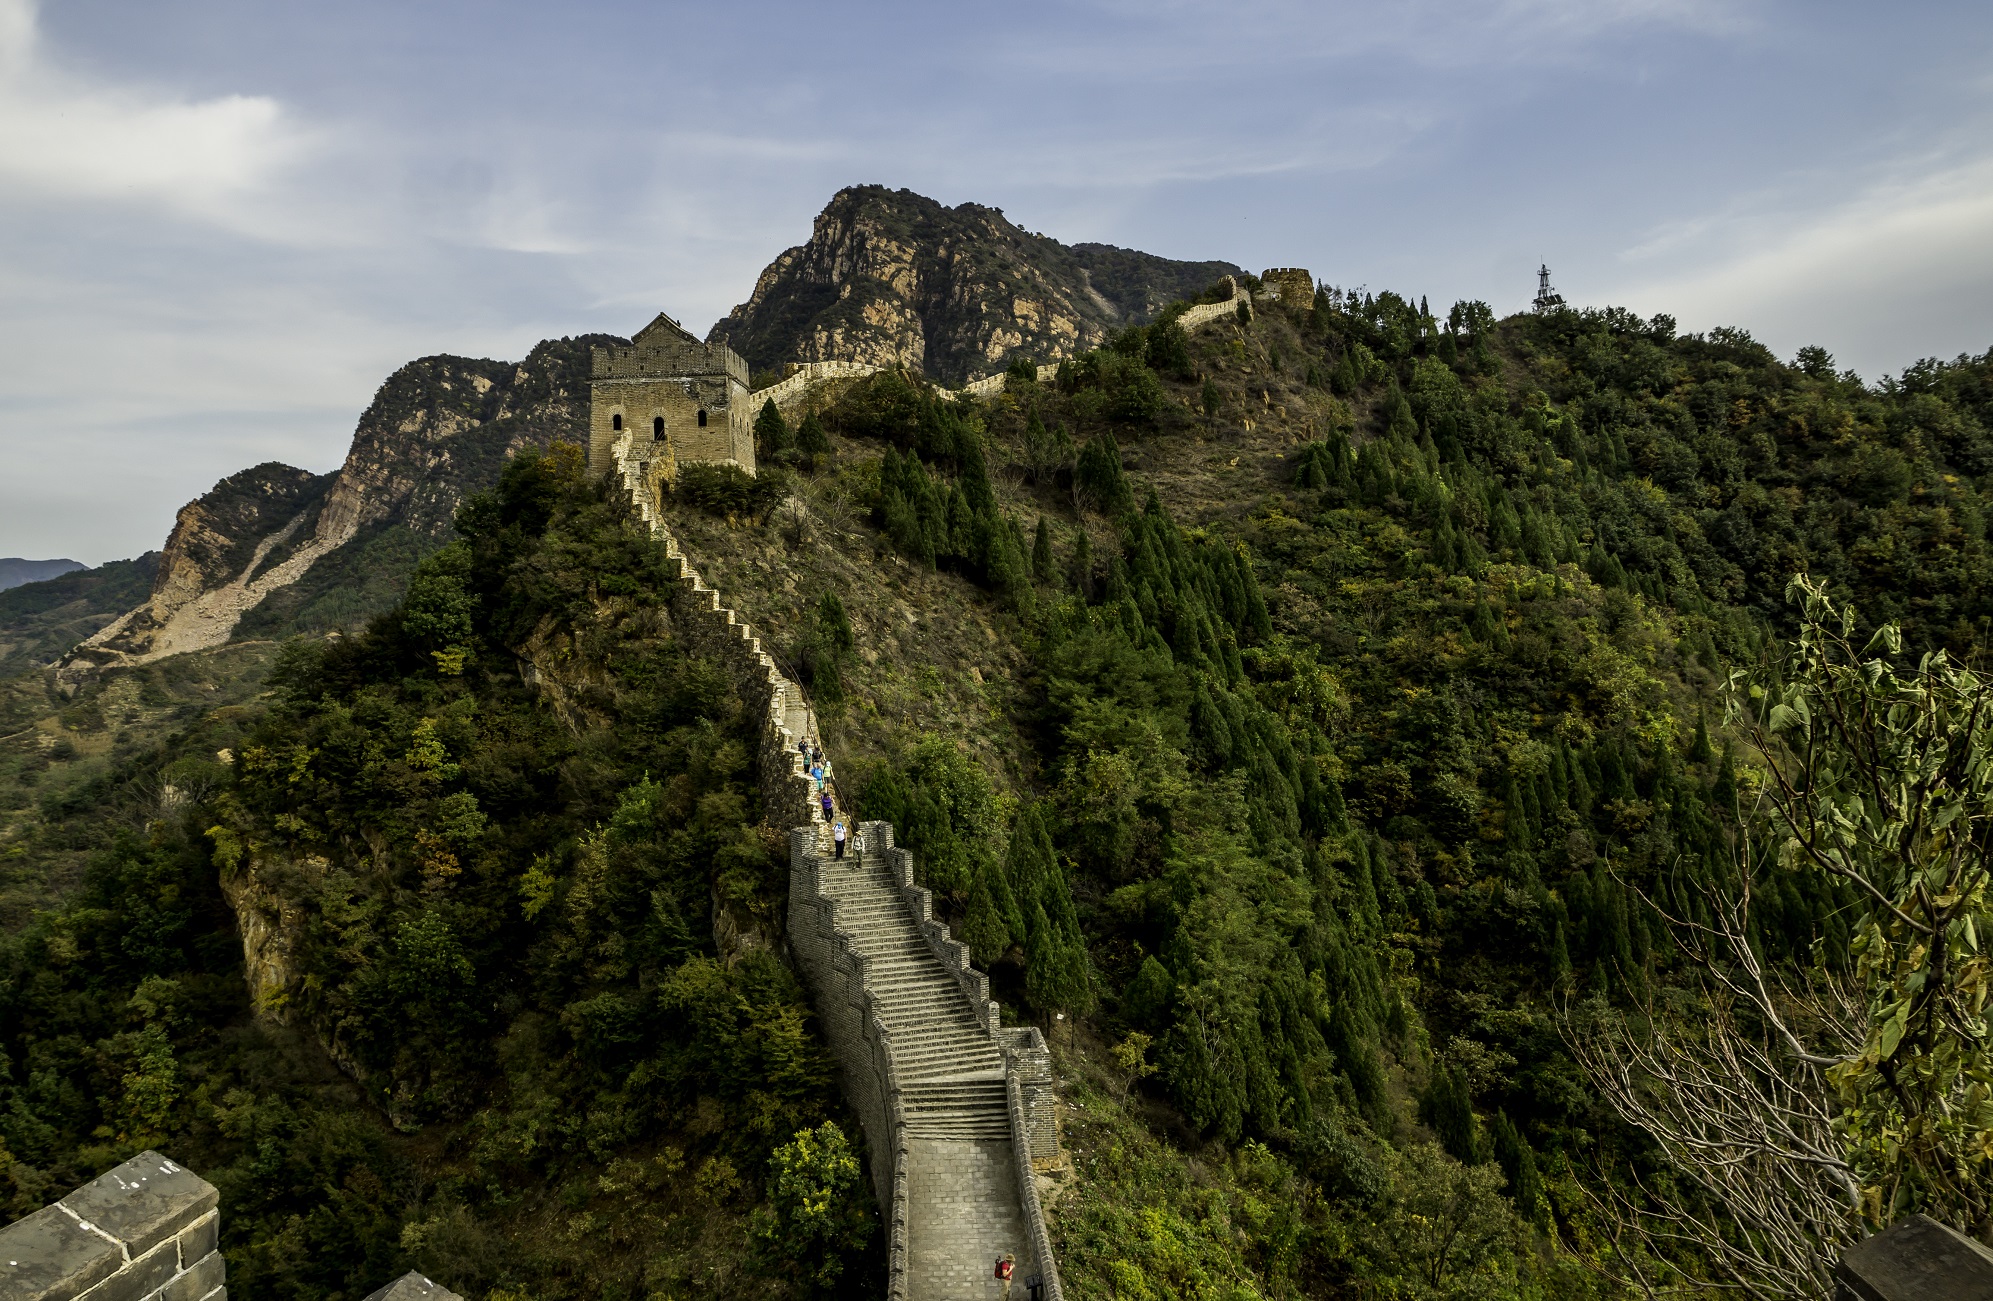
[673,462,787,518]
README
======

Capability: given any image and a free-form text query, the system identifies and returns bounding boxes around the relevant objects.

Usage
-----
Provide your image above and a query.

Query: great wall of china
[602,428,1066,1300]
[0,267,1309,1301]
[752,274,1264,418]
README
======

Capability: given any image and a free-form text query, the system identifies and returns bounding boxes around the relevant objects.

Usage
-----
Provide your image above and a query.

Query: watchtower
[589,313,756,482]
[1260,267,1315,307]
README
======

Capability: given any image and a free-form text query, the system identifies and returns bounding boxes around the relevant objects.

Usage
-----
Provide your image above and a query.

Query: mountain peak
[708,186,1241,385]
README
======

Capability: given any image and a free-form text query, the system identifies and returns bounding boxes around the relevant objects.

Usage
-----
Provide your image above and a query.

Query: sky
[3,0,1991,564]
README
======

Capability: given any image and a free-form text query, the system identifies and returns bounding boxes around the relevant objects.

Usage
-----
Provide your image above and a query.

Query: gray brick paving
[906,1138,1036,1300]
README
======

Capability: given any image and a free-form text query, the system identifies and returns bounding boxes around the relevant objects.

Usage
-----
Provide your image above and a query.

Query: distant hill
[708,185,1241,384]
[41,188,1242,683]
[0,558,85,592]
[0,553,158,677]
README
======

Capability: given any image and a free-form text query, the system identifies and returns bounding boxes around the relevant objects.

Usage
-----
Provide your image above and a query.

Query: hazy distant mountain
[0,558,84,592]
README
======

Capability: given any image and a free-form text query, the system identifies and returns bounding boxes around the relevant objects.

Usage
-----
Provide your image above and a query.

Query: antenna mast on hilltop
[1533,263,1565,313]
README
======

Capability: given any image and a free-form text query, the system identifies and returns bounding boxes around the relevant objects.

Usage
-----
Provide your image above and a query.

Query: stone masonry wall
[1260,267,1314,306]
[0,1151,224,1301]
[603,438,1062,1301]
[1175,276,1252,331]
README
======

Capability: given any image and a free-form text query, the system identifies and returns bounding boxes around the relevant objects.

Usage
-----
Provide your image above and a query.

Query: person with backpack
[833,820,847,860]
[820,790,834,822]
[994,1253,1015,1299]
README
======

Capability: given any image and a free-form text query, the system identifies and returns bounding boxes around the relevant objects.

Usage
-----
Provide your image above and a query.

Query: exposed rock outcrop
[57,337,616,685]
[58,463,336,685]
[709,185,1239,384]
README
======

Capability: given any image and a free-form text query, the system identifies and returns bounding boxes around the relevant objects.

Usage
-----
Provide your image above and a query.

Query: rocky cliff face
[57,336,615,685]
[59,464,334,681]
[708,186,1239,384]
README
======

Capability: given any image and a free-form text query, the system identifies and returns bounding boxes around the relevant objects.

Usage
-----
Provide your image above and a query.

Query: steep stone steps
[610,429,1060,1301]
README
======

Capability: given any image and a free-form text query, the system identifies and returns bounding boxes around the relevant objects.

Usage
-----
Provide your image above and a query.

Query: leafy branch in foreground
[1749,576,1993,1231]
[1568,574,1993,1298]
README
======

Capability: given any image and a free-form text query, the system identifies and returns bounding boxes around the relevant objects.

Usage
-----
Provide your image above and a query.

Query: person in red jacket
[995,1253,1015,1298]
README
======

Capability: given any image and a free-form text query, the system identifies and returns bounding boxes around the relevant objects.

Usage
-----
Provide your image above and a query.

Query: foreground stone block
[0,1151,224,1301]
[361,1271,464,1301]
[1837,1213,1993,1300]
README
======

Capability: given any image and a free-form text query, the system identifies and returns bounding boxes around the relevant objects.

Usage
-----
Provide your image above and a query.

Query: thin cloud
[1605,149,1993,376]
[0,0,310,229]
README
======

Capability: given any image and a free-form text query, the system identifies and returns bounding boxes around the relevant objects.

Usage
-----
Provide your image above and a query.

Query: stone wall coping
[1176,277,1251,331]
[1837,1214,1993,1301]
[0,1152,224,1301]
[1006,1072,1065,1301]
[58,1153,217,1260]
[361,1271,465,1301]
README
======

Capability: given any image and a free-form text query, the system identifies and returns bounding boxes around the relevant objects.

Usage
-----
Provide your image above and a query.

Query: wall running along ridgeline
[748,276,1259,420]
[605,431,1065,1301]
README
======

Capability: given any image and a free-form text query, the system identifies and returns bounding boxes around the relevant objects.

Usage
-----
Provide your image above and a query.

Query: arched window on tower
[697,409,708,427]
[653,416,665,440]
[611,413,622,431]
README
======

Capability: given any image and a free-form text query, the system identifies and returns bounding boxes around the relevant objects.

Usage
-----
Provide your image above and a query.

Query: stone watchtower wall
[1260,267,1315,307]
[603,438,1064,1301]
[1174,275,1253,331]
[590,312,756,486]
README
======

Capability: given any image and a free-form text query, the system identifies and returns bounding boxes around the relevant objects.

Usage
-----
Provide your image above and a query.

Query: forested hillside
[2,258,1990,1300]
[701,282,1993,1294]
[0,449,874,1298]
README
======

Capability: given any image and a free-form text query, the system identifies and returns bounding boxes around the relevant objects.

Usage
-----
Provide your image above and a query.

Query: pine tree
[1691,710,1715,766]
[1068,527,1094,599]
[1076,433,1132,516]
[1200,377,1222,420]
[1032,517,1055,583]
[1121,956,1174,1029]
[1713,739,1738,813]
[1384,385,1419,442]
[795,410,830,465]
[1504,772,1534,850]
[1332,348,1359,396]
[755,398,790,460]
[962,865,1011,965]
[1489,1111,1546,1223]
[1420,1065,1479,1164]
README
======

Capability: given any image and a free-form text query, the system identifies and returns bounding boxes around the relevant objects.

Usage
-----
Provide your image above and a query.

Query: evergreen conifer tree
[795,410,830,465]
[1420,1066,1479,1164]
[1713,739,1738,812]
[961,866,1011,966]
[1332,348,1359,395]
[1489,1111,1546,1223]
[755,398,790,460]
[1069,527,1094,598]
[1032,516,1055,583]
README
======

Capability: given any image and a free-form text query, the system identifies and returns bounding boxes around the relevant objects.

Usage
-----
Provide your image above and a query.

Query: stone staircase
[818,850,1011,1140]
[794,824,1059,1301]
